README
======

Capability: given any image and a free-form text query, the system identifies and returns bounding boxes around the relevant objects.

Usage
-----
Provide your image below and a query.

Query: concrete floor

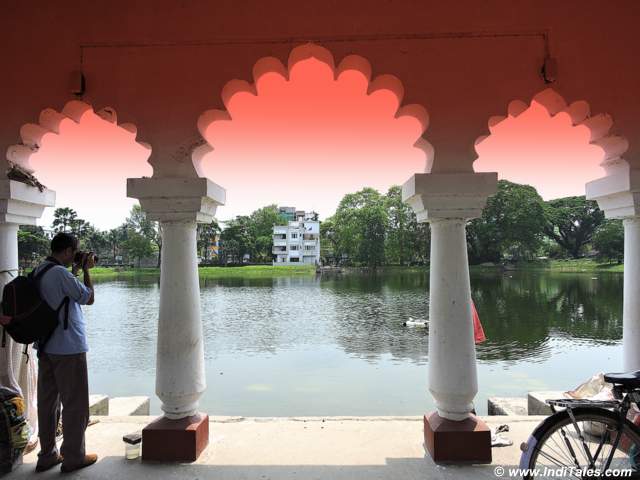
[16,415,545,479]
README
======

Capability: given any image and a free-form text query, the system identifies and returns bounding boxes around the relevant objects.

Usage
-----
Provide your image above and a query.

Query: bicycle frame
[519,387,640,473]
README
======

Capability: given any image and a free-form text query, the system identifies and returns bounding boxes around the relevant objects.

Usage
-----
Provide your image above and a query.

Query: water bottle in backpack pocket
[0,262,69,362]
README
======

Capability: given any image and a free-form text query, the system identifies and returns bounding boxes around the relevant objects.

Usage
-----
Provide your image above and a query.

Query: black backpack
[1,262,70,362]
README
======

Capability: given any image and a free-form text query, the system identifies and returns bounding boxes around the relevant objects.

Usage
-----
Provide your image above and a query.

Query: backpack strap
[36,261,70,328]
[57,297,71,330]
[32,262,59,283]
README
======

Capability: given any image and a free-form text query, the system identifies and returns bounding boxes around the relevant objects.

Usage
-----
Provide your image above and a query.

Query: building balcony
[273,247,287,254]
[273,239,287,247]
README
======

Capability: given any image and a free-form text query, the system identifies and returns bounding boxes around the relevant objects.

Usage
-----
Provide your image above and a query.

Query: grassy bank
[87,259,622,280]
[341,259,624,274]
[467,258,624,273]
[88,264,316,280]
[38,259,625,281]
[524,259,623,273]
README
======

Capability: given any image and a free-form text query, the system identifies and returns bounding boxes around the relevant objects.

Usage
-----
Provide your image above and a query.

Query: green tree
[334,188,387,268]
[414,222,431,265]
[544,196,604,259]
[197,219,221,263]
[467,180,546,263]
[122,231,155,267]
[17,225,49,268]
[79,224,108,258]
[320,217,338,265]
[219,217,253,264]
[384,185,422,266]
[248,205,287,263]
[593,219,624,263]
[126,205,162,267]
[52,207,77,233]
[106,226,128,263]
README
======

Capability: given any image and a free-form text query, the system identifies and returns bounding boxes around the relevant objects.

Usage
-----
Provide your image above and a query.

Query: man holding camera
[33,232,98,474]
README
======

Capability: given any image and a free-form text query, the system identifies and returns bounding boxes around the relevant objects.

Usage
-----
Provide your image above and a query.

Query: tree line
[17,180,624,268]
[322,181,623,267]
[17,204,286,268]
[18,206,164,268]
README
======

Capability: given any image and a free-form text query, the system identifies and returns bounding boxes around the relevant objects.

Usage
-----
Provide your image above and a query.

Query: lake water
[85,270,623,416]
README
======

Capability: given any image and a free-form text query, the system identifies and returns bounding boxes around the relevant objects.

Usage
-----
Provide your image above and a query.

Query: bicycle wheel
[524,407,640,479]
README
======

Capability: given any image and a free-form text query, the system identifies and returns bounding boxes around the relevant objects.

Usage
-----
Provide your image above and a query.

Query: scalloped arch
[474,88,630,177]
[6,100,151,174]
[196,43,433,175]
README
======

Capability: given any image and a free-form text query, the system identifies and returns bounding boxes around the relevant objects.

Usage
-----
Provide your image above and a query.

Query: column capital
[586,168,640,219]
[402,172,497,222]
[127,177,226,223]
[0,179,55,225]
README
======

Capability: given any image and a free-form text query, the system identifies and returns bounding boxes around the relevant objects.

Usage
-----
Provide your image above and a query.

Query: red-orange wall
[1,1,638,174]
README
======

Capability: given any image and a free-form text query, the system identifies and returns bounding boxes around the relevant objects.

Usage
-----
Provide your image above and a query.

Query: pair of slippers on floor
[491,424,513,447]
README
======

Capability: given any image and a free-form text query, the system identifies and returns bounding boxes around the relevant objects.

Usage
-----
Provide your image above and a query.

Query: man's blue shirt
[34,261,92,355]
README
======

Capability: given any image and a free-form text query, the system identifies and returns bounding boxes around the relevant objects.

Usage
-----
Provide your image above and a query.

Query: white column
[623,217,640,371]
[127,176,225,420]
[156,220,205,418]
[402,172,497,420]
[0,223,21,394]
[0,223,19,287]
[428,219,477,420]
[586,168,639,371]
[0,179,55,448]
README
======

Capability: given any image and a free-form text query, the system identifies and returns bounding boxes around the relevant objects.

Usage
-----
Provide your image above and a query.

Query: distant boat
[403,317,428,327]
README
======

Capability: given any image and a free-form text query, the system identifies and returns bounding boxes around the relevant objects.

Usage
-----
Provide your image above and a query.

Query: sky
[474,101,605,199]
[31,110,152,231]
[198,57,427,223]
[29,57,605,231]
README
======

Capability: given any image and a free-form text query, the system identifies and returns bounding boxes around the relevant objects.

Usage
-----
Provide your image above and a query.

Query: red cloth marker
[472,301,486,344]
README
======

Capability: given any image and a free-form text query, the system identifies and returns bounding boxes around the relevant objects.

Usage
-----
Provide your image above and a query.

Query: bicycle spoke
[527,409,640,479]
[538,448,572,468]
[548,435,577,466]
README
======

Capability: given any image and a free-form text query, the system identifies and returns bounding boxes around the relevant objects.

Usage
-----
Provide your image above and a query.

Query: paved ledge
[109,396,150,416]
[487,397,528,416]
[527,391,566,416]
[16,415,546,479]
[89,394,109,416]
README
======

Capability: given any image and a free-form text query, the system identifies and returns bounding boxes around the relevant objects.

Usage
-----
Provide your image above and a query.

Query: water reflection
[473,272,622,365]
[85,270,623,415]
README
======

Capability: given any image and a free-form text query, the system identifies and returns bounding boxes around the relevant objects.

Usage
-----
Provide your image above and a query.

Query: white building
[273,210,320,265]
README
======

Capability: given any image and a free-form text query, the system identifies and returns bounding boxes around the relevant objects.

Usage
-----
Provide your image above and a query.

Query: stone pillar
[0,178,55,446]
[156,220,203,418]
[127,176,225,462]
[403,171,496,464]
[0,223,19,284]
[587,168,640,371]
[623,218,640,370]
[428,218,478,420]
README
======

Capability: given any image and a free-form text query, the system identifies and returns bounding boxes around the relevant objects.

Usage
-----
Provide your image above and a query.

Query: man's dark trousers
[36,352,89,468]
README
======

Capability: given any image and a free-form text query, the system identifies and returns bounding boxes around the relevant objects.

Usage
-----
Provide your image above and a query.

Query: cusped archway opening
[474,88,629,200]
[195,43,431,220]
[7,100,152,230]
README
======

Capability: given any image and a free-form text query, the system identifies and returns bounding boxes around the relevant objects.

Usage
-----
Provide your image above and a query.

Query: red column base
[423,411,492,464]
[142,412,209,462]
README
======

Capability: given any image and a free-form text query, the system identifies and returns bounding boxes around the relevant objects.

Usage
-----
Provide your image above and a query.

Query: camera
[73,251,99,266]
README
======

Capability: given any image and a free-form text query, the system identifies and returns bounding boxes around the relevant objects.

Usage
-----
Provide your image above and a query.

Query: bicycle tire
[522,407,640,479]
